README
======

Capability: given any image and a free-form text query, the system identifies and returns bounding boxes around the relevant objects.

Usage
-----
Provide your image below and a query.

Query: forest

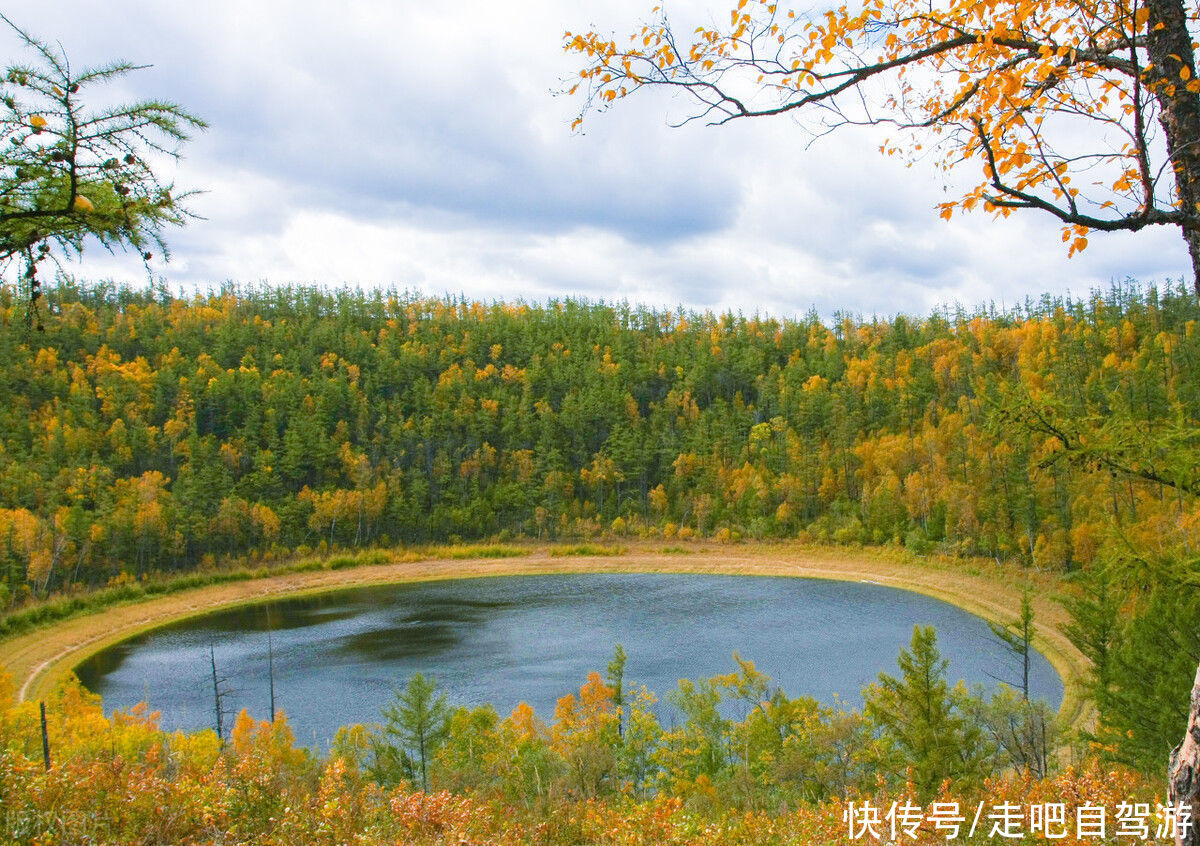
[1,279,1197,593]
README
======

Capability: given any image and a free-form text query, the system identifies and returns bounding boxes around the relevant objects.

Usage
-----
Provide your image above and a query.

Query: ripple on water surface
[75,573,1063,748]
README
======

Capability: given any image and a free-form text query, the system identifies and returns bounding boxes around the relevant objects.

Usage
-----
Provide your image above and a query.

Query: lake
[75,573,1063,747]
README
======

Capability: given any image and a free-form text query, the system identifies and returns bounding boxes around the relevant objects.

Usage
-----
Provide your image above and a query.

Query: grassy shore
[0,541,1090,728]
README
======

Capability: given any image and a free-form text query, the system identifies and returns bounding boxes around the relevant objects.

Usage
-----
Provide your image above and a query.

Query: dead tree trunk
[1169,660,1200,846]
[210,641,229,743]
[40,701,51,771]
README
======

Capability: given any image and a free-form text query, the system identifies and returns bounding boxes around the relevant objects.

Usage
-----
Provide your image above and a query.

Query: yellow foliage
[510,701,544,742]
[562,0,1186,263]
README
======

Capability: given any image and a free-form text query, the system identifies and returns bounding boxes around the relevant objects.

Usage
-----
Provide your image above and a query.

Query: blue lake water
[75,573,1063,747]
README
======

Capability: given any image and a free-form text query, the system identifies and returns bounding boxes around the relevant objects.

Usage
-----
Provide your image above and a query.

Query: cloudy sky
[6,0,1189,319]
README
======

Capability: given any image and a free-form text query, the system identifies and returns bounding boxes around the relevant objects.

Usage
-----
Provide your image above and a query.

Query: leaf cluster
[0,15,204,323]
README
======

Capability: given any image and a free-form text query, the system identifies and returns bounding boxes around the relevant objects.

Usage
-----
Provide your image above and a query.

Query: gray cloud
[5,0,1191,318]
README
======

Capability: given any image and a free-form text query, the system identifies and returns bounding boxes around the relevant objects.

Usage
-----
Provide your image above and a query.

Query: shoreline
[0,543,1090,728]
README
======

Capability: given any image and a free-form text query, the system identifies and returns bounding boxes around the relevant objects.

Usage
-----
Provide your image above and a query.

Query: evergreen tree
[1088,582,1200,773]
[988,584,1035,700]
[606,643,626,739]
[863,625,992,796]
[380,672,450,792]
[0,15,204,325]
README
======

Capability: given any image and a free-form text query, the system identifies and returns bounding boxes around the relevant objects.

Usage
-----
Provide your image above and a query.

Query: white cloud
[7,0,1191,319]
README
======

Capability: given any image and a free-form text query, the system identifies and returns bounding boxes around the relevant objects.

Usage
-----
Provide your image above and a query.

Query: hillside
[1,280,1197,602]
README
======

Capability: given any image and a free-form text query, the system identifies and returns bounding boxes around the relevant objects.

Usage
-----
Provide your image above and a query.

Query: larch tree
[0,14,205,327]
[565,0,1200,296]
[987,583,1035,700]
[382,672,450,793]
[863,625,991,796]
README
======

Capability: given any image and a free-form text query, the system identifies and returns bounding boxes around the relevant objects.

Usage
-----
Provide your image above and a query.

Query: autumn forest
[1,278,1199,842]
[3,280,1198,592]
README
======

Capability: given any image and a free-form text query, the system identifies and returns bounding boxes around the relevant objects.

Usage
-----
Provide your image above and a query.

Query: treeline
[347,630,1057,808]
[1,279,1198,602]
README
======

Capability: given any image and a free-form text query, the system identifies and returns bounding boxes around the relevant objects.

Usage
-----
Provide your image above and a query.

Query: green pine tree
[381,672,450,792]
[987,584,1035,700]
[864,625,992,796]
[0,14,205,325]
